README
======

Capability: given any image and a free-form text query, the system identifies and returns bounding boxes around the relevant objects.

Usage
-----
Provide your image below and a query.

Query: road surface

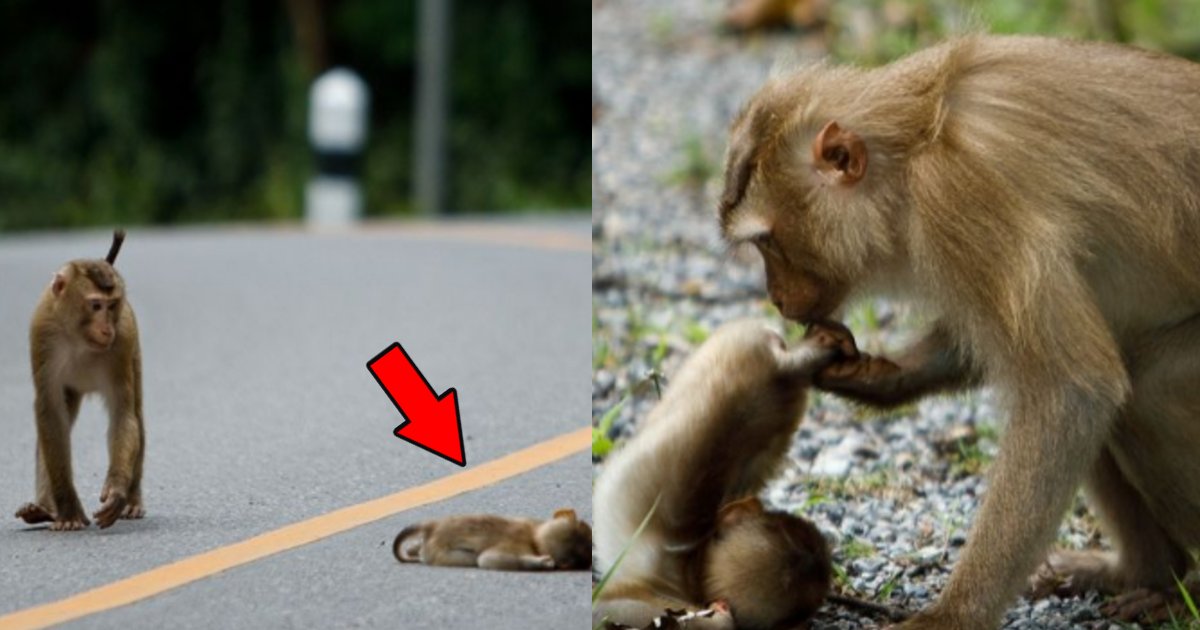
[0,218,592,629]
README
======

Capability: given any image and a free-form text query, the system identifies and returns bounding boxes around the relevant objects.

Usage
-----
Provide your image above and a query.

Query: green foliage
[828,0,1200,66]
[592,397,627,459]
[842,537,876,560]
[664,133,716,189]
[0,0,587,230]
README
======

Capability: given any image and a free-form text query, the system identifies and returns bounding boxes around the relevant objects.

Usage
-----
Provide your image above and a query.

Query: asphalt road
[0,219,592,629]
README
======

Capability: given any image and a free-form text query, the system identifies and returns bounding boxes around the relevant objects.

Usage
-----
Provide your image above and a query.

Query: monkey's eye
[90,300,103,312]
[108,302,118,312]
[752,233,781,258]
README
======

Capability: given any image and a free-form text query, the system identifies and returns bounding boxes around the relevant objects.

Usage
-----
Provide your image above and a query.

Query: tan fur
[391,509,592,571]
[720,35,1200,627]
[593,319,846,629]
[16,230,145,531]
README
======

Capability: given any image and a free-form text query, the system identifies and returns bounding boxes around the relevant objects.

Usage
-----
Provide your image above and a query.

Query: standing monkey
[15,230,145,531]
[720,35,1200,627]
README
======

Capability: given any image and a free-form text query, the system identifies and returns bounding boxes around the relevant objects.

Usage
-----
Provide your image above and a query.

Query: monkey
[596,497,830,630]
[14,229,145,532]
[717,34,1200,628]
[392,508,592,571]
[593,318,852,629]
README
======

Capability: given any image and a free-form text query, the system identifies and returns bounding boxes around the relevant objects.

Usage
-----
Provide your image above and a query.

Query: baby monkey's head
[536,508,593,570]
[703,497,832,630]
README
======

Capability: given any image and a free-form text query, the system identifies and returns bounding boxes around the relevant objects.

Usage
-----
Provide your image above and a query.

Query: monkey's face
[54,263,125,351]
[539,516,592,570]
[77,292,123,351]
[704,503,832,629]
[720,83,898,324]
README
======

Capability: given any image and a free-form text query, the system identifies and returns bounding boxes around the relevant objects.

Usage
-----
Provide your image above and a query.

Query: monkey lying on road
[593,319,853,629]
[393,509,592,571]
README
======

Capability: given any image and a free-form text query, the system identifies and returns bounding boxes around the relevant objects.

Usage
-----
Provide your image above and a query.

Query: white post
[306,67,370,227]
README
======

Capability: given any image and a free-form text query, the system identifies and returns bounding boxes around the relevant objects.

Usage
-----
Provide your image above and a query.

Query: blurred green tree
[0,0,589,230]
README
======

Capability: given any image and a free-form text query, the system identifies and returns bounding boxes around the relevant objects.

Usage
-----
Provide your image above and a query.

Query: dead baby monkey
[593,319,853,629]
[392,509,592,571]
[15,230,145,531]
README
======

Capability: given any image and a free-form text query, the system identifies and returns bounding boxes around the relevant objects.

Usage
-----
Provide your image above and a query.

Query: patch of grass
[1176,572,1200,623]
[808,470,897,501]
[831,562,850,590]
[592,397,628,460]
[877,573,900,601]
[847,301,882,333]
[651,334,669,368]
[800,492,830,511]
[948,439,992,478]
[682,321,709,346]
[842,537,876,560]
[648,11,676,47]
[664,134,716,189]
[593,336,611,370]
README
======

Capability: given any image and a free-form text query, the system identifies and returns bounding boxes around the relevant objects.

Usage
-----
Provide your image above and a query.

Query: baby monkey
[393,508,592,571]
[593,319,853,629]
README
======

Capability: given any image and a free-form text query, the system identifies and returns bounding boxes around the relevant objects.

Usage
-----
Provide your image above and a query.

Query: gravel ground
[591,2,1123,628]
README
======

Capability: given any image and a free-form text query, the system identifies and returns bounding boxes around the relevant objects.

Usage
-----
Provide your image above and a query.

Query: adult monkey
[719,35,1200,628]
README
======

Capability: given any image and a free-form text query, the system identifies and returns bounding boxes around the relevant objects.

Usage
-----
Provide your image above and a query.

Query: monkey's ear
[51,270,69,297]
[812,120,867,185]
[716,497,764,529]
[552,508,578,522]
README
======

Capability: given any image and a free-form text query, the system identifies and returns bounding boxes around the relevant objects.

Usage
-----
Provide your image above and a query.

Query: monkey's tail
[392,524,426,563]
[106,229,126,265]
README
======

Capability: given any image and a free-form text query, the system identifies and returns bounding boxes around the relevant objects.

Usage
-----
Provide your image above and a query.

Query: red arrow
[367,343,465,466]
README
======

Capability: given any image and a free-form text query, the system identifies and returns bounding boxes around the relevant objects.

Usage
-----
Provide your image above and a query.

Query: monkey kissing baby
[593,318,857,629]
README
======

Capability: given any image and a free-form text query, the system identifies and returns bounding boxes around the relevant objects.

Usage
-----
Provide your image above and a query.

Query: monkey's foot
[93,493,129,529]
[14,502,54,524]
[121,500,145,520]
[1100,587,1197,624]
[1027,550,1119,599]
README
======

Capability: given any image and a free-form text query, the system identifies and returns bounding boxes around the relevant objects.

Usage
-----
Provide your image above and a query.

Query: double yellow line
[0,427,590,629]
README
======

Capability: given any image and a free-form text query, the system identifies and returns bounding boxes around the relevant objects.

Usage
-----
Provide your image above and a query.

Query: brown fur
[593,319,849,629]
[17,230,145,531]
[720,35,1200,627]
[392,509,592,571]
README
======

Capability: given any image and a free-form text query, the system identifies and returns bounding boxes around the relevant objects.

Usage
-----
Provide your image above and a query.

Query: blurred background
[0,0,589,231]
[768,0,1200,63]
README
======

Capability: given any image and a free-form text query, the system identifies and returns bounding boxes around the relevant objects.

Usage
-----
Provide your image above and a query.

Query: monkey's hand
[1101,586,1200,624]
[814,352,904,403]
[678,601,735,630]
[803,320,860,360]
[94,485,130,529]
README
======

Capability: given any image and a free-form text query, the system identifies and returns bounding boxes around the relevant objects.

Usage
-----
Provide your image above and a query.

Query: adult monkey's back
[719,35,1200,628]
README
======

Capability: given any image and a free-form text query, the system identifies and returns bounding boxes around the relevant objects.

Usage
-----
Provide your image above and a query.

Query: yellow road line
[0,427,591,630]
